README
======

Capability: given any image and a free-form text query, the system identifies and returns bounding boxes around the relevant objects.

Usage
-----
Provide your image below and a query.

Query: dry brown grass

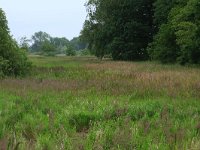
[1,60,200,99]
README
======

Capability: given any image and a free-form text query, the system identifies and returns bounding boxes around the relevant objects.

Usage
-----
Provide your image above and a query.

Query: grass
[0,56,200,149]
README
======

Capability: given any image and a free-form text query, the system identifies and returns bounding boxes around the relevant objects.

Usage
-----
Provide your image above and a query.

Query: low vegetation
[0,56,200,149]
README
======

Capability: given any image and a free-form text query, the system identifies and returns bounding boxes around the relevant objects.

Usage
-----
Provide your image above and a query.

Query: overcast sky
[0,0,87,40]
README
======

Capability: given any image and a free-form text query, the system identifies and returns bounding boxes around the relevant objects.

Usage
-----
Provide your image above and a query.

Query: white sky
[0,0,87,40]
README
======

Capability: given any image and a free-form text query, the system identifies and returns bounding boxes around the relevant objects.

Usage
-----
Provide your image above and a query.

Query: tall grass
[0,56,200,149]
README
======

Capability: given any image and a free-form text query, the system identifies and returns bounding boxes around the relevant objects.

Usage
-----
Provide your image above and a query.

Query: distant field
[0,56,200,149]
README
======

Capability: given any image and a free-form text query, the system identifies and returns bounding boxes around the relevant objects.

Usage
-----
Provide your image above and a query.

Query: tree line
[20,31,88,56]
[81,0,200,64]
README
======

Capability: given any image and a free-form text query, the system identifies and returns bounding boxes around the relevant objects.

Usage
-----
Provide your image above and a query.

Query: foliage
[70,37,87,51]
[31,31,52,52]
[30,32,87,56]
[41,40,57,56]
[19,36,31,52]
[79,49,91,56]
[148,23,179,63]
[50,37,70,54]
[172,0,200,64]
[0,8,31,77]
[30,32,67,55]
[81,0,154,60]
[65,45,76,56]
[153,0,175,28]
[81,0,200,64]
[149,0,200,65]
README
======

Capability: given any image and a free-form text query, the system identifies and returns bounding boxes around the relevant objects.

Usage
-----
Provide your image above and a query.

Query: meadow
[0,56,200,149]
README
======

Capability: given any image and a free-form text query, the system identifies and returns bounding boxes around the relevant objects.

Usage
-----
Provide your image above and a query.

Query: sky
[0,0,87,40]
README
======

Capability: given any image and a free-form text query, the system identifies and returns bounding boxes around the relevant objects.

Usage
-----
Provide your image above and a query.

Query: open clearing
[1,56,200,149]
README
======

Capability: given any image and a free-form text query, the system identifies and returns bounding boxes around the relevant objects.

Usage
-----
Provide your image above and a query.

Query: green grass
[0,56,200,149]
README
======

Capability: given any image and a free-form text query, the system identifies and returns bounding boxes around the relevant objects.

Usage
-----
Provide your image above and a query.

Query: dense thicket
[0,8,31,77]
[81,0,200,64]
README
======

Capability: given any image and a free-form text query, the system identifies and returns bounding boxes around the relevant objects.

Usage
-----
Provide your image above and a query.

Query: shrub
[65,45,76,56]
[79,49,91,56]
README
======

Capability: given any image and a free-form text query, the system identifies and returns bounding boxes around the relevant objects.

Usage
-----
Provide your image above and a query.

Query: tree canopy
[149,0,200,64]
[81,0,200,64]
[81,0,154,60]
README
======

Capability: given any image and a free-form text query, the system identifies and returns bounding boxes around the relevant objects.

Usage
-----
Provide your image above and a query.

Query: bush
[0,43,32,77]
[79,49,91,56]
[65,45,76,56]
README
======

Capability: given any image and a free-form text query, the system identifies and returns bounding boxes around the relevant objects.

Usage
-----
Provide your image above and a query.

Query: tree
[70,37,87,51]
[149,0,200,65]
[153,0,175,29]
[19,36,31,52]
[148,23,179,63]
[0,8,31,77]
[172,0,200,64]
[81,0,154,60]
[50,37,70,54]
[30,32,73,55]
[31,31,51,52]
[41,40,56,56]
